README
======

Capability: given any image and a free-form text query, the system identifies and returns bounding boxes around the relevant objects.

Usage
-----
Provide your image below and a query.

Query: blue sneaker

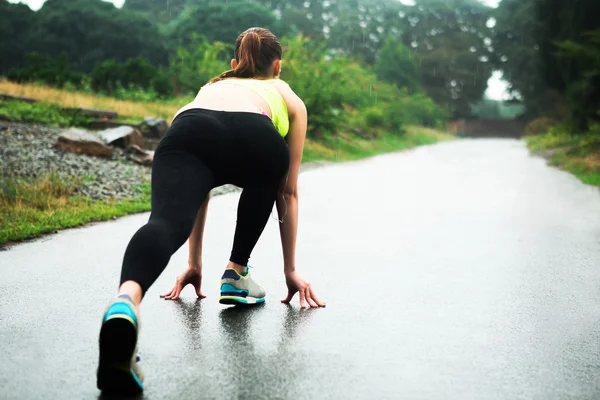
[219,267,266,305]
[97,295,144,394]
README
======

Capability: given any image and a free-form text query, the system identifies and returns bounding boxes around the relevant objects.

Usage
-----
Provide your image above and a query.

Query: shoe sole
[219,295,265,305]
[97,317,143,394]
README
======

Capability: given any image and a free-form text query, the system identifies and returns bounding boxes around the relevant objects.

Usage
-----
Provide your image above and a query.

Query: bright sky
[8,0,509,100]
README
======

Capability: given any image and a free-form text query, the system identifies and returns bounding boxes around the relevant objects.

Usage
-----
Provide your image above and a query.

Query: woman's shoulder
[266,78,291,90]
[268,79,305,113]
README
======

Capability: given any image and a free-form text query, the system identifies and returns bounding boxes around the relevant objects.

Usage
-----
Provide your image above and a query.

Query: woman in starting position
[96,27,325,395]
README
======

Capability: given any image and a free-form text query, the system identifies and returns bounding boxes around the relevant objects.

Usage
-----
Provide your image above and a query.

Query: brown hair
[209,27,282,84]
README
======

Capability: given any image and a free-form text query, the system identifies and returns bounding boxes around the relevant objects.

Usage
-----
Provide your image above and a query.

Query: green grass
[0,174,151,244]
[524,124,600,187]
[0,99,94,127]
[302,125,453,163]
[0,99,146,128]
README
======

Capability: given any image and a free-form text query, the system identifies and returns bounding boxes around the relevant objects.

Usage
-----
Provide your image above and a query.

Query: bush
[279,35,446,137]
[5,52,84,89]
[363,107,385,127]
[168,34,231,95]
[525,116,555,136]
[91,58,173,99]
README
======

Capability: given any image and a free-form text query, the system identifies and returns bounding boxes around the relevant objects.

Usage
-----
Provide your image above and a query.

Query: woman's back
[175,78,294,137]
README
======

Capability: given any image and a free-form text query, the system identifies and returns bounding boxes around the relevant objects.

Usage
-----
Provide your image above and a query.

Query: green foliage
[494,0,600,131]
[491,0,545,114]
[394,0,494,119]
[123,0,186,23]
[164,1,285,50]
[0,0,495,121]
[374,36,420,93]
[164,33,445,137]
[0,0,168,76]
[0,0,448,139]
[168,34,231,95]
[524,117,555,137]
[91,58,172,99]
[5,52,85,89]
[525,123,600,188]
[553,30,600,131]
[363,107,386,128]
[0,100,92,127]
[393,91,448,128]
[0,0,38,73]
[281,35,367,136]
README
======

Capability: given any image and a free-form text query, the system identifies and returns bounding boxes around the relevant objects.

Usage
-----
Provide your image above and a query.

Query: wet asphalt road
[1,139,600,400]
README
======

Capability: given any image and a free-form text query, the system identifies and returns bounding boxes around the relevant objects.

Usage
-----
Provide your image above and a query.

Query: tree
[0,0,38,73]
[374,35,420,93]
[396,0,495,118]
[29,0,168,72]
[534,0,600,130]
[123,0,187,22]
[493,0,600,129]
[554,30,600,130]
[490,0,554,118]
[164,1,287,51]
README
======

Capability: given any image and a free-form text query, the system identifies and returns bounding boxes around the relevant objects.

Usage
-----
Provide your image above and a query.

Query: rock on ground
[0,121,240,201]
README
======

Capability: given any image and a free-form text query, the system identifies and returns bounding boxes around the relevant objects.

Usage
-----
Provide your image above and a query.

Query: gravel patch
[0,121,240,200]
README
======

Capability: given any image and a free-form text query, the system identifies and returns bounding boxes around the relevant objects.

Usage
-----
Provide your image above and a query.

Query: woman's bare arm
[276,98,306,274]
[274,81,325,308]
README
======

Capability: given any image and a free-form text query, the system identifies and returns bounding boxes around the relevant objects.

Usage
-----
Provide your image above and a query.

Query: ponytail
[236,31,261,76]
[209,28,281,84]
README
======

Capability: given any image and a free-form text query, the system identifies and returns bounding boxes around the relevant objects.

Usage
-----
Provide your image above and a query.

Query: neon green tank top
[219,78,290,137]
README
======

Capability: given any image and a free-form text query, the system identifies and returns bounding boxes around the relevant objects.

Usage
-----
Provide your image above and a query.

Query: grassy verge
[524,125,600,187]
[0,79,187,122]
[0,99,94,127]
[0,174,151,244]
[303,126,453,162]
[0,98,146,127]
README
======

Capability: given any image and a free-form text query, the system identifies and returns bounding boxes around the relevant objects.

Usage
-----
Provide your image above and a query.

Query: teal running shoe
[219,267,266,305]
[97,295,144,394]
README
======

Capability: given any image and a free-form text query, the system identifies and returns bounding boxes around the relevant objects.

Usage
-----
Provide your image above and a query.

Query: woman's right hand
[281,271,326,308]
[160,267,206,300]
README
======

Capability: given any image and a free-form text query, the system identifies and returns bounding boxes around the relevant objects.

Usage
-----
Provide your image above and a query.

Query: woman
[96,27,325,395]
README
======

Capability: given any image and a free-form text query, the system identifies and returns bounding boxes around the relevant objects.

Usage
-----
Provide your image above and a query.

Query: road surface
[1,139,599,400]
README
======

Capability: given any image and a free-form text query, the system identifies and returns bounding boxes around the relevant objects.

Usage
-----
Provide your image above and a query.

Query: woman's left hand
[281,271,326,308]
[160,267,206,300]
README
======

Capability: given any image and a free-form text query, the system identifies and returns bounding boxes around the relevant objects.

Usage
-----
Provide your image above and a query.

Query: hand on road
[281,271,326,308]
[160,268,206,300]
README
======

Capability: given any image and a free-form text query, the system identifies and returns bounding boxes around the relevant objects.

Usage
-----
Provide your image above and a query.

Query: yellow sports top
[219,78,290,137]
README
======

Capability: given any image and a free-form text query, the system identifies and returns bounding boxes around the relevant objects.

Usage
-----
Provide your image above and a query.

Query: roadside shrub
[525,116,555,136]
[5,52,84,89]
[91,58,172,99]
[363,107,385,127]
[168,34,231,95]
[279,35,445,137]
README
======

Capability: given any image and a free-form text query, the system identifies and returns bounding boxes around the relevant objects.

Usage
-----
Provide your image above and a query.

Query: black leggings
[119,108,290,295]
